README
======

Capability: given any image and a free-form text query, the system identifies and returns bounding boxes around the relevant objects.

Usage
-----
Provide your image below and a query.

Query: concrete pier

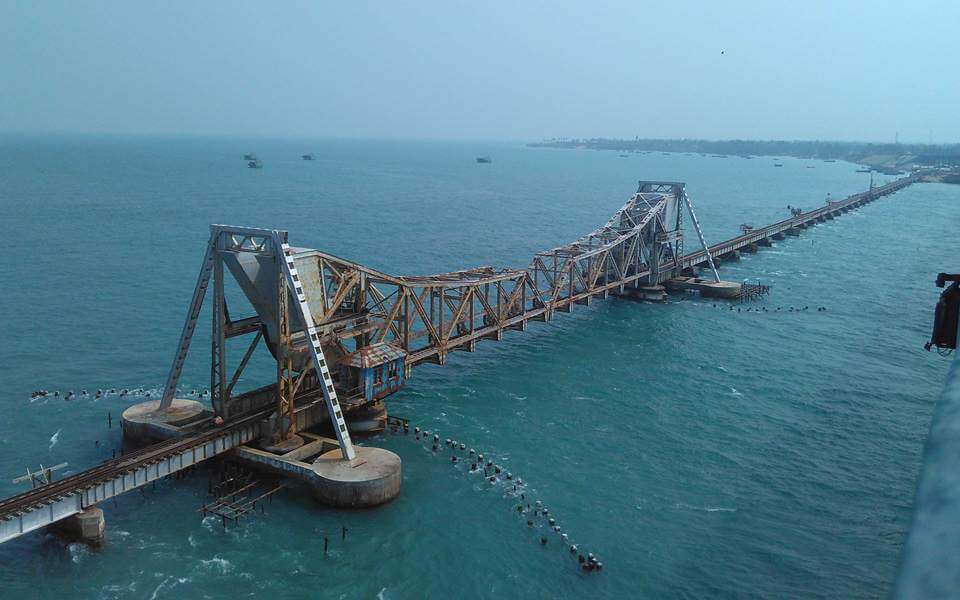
[347,400,388,434]
[311,447,402,507]
[772,232,786,240]
[55,507,105,545]
[757,237,772,246]
[234,432,402,508]
[615,284,667,302]
[666,277,741,299]
[741,243,758,253]
[786,227,800,236]
[121,399,210,445]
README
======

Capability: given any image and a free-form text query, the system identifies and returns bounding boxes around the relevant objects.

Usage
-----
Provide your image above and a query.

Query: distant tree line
[528,138,960,165]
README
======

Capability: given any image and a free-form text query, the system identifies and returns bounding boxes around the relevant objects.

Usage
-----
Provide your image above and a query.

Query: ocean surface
[0,135,957,599]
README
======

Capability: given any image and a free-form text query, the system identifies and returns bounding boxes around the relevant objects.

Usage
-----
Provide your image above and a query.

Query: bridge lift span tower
[120,180,725,506]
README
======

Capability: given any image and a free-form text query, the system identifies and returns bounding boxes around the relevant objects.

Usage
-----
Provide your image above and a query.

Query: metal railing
[894,307,960,598]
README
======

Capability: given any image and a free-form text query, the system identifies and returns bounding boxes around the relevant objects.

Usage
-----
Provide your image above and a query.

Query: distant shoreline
[528,138,960,175]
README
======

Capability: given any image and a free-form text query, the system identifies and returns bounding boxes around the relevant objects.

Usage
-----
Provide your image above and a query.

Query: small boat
[476,156,492,164]
[248,159,263,169]
[806,165,816,169]
[856,168,871,173]
[712,155,728,158]
[619,154,629,158]
[774,163,783,167]
[824,159,836,163]
[302,153,314,161]
[243,153,257,161]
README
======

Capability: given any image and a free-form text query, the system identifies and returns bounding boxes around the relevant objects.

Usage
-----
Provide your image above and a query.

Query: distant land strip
[527,137,960,177]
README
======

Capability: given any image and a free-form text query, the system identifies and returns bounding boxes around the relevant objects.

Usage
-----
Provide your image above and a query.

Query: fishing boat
[774,163,783,167]
[248,158,263,169]
[243,153,257,161]
[302,153,314,161]
[476,156,492,164]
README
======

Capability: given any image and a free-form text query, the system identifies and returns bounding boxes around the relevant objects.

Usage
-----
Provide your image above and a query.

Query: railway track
[0,407,271,521]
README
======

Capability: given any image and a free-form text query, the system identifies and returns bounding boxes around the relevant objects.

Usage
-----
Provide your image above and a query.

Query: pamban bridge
[0,175,917,546]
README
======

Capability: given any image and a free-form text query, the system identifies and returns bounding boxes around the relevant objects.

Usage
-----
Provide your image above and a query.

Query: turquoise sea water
[0,135,957,599]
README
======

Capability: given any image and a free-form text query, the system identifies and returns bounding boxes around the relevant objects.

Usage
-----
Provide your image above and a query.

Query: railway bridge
[0,173,918,546]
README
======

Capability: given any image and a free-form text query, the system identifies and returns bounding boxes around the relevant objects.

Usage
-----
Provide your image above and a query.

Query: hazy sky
[2,1,958,142]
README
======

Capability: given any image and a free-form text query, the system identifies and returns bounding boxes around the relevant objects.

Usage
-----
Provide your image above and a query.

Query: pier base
[346,400,387,434]
[757,237,772,246]
[772,232,786,240]
[261,434,305,455]
[622,284,667,302]
[55,507,105,545]
[722,250,741,261]
[121,399,211,445]
[741,243,758,253]
[311,447,402,508]
[786,227,800,236]
[666,277,741,299]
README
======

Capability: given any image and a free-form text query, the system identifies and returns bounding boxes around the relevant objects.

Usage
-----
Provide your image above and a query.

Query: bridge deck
[0,411,263,544]
[682,176,915,268]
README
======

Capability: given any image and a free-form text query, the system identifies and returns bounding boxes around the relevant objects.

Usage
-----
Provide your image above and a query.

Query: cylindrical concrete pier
[346,400,387,434]
[311,447,402,507]
[121,399,209,445]
[698,281,741,299]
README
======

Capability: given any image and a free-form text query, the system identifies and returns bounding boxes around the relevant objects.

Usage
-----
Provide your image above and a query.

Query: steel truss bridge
[0,175,917,545]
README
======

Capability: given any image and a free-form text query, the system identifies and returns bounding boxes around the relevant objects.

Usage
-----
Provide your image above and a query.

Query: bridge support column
[824,213,834,220]
[345,400,388,435]
[721,250,740,261]
[55,507,105,545]
[311,447,402,508]
[816,216,826,223]
[614,284,667,302]
[797,222,808,229]
[757,237,772,246]
[741,243,758,253]
[772,232,786,240]
[786,227,800,236]
[121,399,210,446]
